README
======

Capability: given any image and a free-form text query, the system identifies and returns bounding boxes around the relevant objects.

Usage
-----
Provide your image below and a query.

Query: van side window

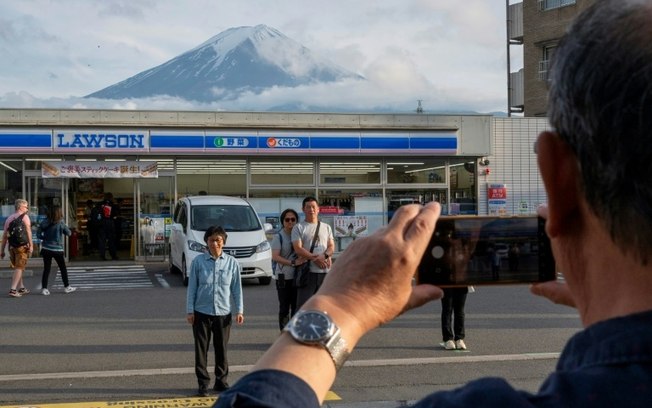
[178,205,188,234]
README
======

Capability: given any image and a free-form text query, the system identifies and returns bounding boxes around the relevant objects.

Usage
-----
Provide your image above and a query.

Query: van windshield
[191,204,262,232]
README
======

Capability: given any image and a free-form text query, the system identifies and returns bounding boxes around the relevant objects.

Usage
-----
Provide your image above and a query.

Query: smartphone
[416,216,555,286]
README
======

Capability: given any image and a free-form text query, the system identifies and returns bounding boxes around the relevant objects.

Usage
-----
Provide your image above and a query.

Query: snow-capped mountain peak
[86,24,362,103]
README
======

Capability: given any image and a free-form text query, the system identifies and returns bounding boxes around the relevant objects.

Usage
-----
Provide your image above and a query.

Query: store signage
[54,130,149,152]
[487,184,508,215]
[213,136,251,147]
[319,206,344,214]
[41,161,158,178]
[334,216,368,238]
[206,134,258,150]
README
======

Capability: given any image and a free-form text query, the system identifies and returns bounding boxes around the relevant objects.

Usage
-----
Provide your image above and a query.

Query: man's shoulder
[294,221,310,232]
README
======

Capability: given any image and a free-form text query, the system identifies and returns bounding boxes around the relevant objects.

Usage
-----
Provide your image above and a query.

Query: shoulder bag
[294,221,320,288]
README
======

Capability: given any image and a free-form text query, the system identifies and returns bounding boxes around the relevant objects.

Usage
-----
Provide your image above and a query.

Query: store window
[250,159,314,185]
[319,159,381,184]
[386,189,449,220]
[318,189,383,251]
[176,159,246,196]
[248,189,315,231]
[449,158,477,215]
[387,159,446,184]
[0,159,23,208]
[138,176,174,260]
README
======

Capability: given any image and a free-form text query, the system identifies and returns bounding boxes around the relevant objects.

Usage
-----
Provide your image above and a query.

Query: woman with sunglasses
[271,208,307,331]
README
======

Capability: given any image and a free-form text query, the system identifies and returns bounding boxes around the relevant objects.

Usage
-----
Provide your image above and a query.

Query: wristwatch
[324,252,330,260]
[284,310,350,370]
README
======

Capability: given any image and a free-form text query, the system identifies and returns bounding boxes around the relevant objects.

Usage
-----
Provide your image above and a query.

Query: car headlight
[188,240,207,253]
[256,240,271,253]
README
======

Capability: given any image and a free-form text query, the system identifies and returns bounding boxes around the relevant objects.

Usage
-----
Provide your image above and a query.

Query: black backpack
[8,213,29,248]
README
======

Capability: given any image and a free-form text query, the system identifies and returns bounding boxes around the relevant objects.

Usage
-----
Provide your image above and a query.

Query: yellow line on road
[0,392,341,408]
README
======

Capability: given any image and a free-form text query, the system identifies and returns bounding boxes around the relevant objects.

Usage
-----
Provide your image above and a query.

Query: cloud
[0,68,506,114]
[0,1,513,114]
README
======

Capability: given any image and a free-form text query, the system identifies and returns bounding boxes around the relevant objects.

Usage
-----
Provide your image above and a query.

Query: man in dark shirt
[215,1,652,407]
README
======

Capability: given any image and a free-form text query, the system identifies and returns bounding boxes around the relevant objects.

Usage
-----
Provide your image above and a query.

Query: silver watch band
[325,331,350,370]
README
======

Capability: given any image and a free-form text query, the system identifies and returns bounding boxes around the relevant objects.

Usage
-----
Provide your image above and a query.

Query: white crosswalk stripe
[50,265,153,291]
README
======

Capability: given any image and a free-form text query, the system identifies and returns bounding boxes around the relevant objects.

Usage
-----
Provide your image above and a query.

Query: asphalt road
[0,260,582,407]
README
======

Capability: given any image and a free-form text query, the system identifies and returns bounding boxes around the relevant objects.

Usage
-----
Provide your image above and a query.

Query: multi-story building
[509,0,596,116]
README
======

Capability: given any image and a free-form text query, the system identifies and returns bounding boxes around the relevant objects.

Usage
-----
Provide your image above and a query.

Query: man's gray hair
[14,199,28,210]
[547,0,652,264]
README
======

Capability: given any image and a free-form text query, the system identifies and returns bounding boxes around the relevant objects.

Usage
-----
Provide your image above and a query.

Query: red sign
[319,206,344,214]
[487,186,507,199]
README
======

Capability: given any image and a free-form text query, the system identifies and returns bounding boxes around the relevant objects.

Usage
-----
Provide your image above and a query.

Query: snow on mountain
[86,24,364,103]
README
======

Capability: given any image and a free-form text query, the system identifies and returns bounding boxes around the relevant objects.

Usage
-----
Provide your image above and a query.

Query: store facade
[0,110,494,261]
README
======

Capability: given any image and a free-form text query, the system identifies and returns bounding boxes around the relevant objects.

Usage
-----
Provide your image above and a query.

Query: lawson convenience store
[0,110,493,260]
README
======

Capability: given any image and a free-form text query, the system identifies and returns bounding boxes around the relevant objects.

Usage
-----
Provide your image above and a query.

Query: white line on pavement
[0,352,560,382]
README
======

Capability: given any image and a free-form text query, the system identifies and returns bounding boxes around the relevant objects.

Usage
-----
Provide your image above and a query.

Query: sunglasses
[284,217,297,222]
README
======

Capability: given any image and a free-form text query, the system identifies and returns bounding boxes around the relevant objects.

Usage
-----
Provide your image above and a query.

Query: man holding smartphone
[215,1,652,407]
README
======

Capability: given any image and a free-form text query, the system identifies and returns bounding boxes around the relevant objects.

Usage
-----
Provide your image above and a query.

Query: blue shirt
[39,219,71,252]
[213,309,652,407]
[186,252,243,316]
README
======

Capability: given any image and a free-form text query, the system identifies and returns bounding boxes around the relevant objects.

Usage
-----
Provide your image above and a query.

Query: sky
[0,0,522,114]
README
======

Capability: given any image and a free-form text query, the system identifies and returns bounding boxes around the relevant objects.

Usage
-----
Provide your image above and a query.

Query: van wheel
[259,276,272,285]
[182,257,189,287]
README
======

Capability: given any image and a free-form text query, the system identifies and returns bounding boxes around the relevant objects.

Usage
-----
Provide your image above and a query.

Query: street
[0,261,582,407]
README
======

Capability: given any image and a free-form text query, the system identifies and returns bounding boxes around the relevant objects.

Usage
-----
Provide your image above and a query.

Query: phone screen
[416,216,555,286]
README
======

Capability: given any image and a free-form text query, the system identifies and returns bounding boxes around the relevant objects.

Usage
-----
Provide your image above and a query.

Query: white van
[168,195,273,286]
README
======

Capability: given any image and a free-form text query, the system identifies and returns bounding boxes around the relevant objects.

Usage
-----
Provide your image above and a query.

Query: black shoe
[197,386,209,397]
[213,381,230,392]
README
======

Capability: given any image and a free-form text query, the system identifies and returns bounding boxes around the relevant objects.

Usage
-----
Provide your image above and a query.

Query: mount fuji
[86,24,364,104]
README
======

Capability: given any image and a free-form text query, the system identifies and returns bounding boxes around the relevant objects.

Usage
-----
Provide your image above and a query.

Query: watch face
[291,311,332,343]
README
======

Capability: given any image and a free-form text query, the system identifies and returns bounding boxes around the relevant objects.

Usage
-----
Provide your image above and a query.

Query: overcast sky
[0,0,523,113]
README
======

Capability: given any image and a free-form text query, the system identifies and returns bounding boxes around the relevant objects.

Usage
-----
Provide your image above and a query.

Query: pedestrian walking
[1,199,33,298]
[39,206,76,295]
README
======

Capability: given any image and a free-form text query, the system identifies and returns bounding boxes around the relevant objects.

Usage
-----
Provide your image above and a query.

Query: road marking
[50,265,152,291]
[0,397,217,408]
[155,273,170,288]
[0,353,560,383]
[345,352,560,367]
[0,393,341,407]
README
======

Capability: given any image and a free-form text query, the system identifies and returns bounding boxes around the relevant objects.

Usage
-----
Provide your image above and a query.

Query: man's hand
[531,281,576,308]
[310,202,444,342]
[235,313,244,325]
[531,203,575,308]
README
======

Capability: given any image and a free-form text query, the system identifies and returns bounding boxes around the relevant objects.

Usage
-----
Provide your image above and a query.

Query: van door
[168,201,187,270]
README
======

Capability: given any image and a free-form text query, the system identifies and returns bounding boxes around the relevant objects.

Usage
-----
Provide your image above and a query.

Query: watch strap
[324,331,349,370]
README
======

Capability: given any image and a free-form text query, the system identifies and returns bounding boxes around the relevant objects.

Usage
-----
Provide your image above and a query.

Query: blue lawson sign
[54,130,149,153]
[0,129,459,155]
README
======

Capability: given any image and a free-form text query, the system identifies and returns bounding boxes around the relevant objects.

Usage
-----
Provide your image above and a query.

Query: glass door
[26,176,69,257]
[136,176,174,260]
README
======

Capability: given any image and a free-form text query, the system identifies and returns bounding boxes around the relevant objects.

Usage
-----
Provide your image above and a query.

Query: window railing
[538,0,576,11]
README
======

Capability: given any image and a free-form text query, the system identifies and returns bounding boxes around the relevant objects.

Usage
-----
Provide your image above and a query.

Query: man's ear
[536,131,582,238]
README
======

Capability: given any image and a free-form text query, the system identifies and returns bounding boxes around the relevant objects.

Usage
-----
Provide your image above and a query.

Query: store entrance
[69,178,135,262]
